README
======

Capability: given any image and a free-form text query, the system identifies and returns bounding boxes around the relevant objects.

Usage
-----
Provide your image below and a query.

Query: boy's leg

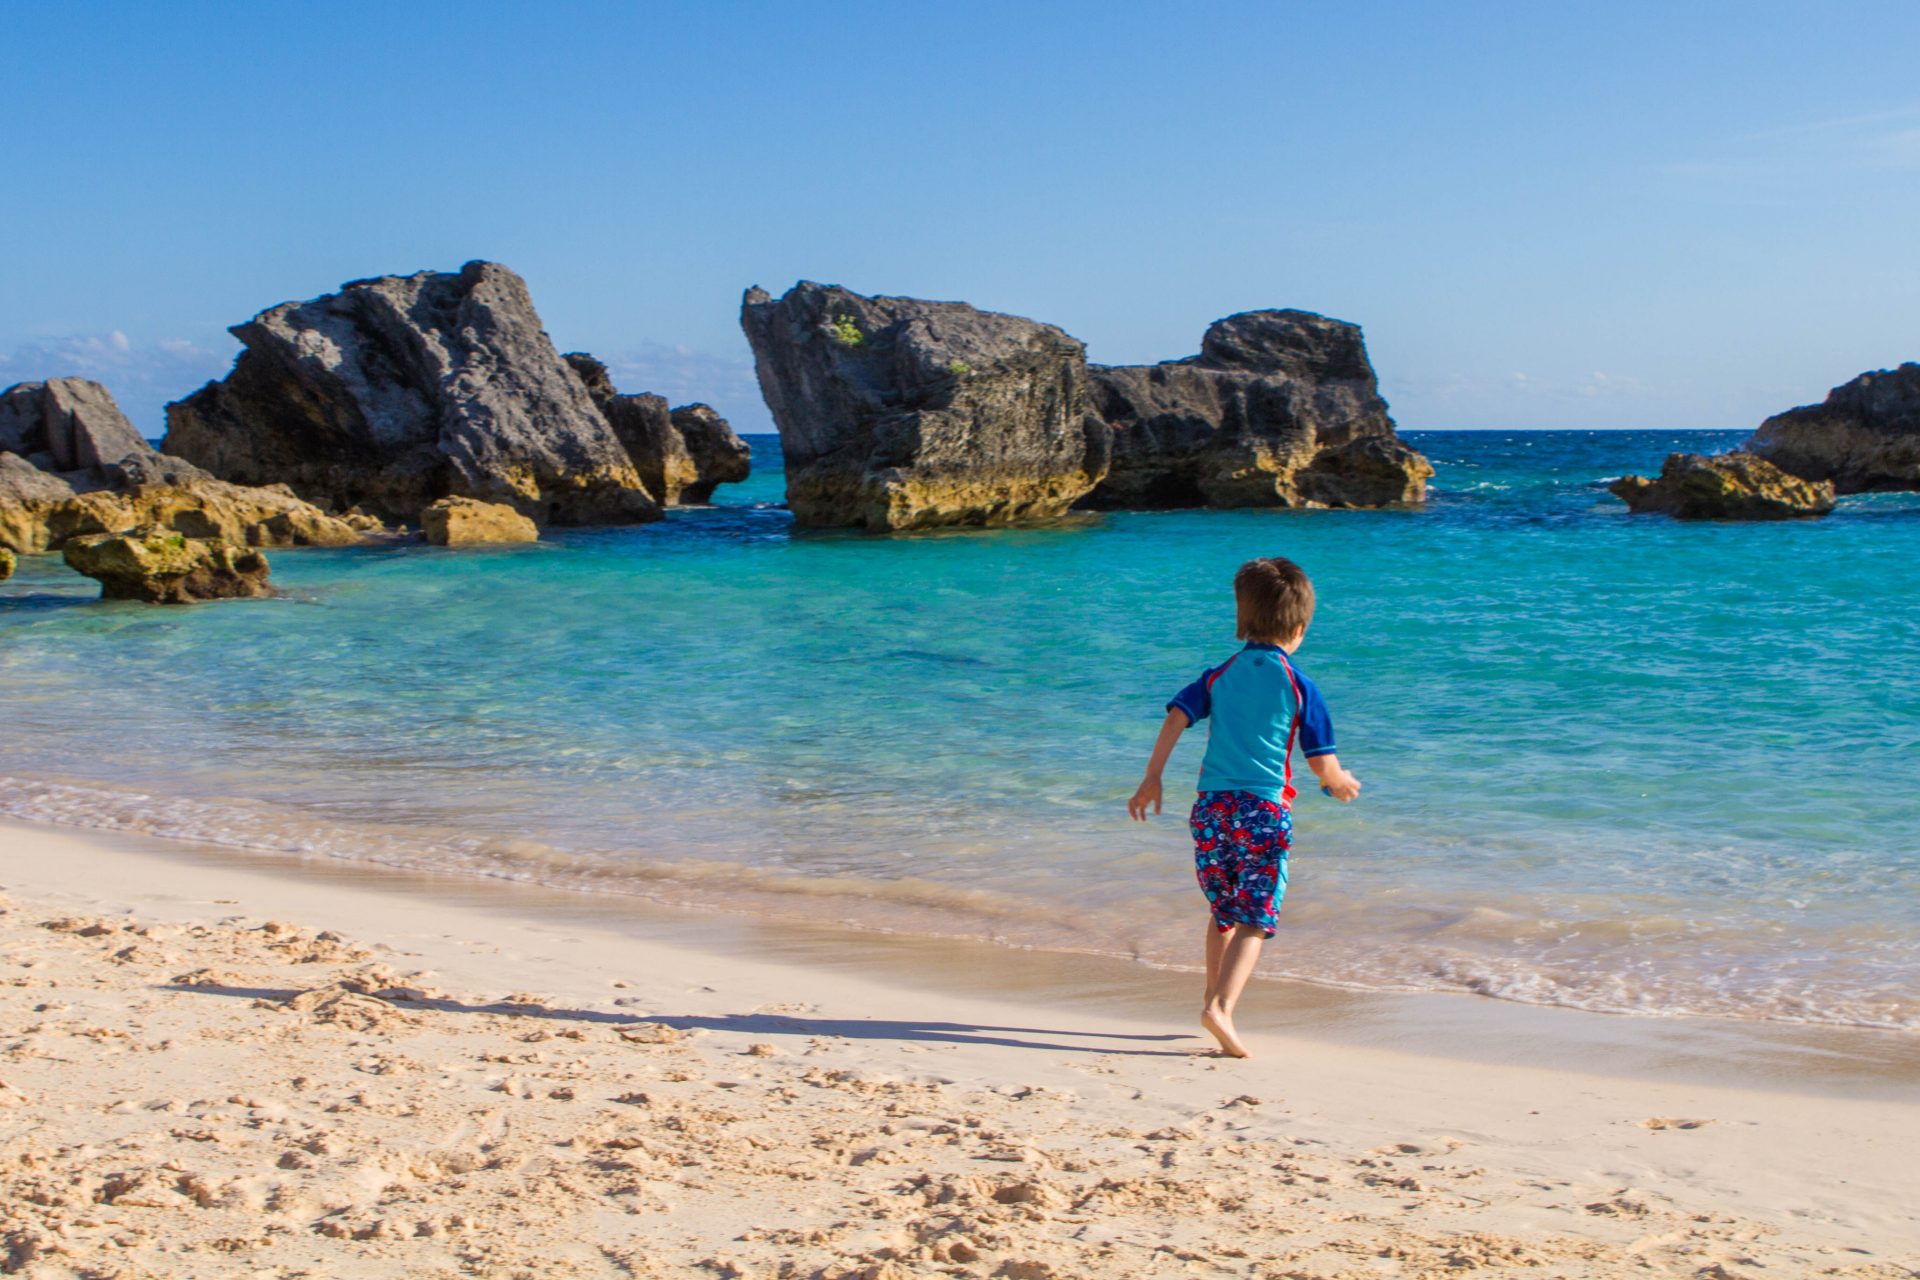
[1201,925,1265,1058]
[1203,918,1228,1006]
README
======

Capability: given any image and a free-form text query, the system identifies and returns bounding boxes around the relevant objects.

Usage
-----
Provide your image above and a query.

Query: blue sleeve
[1167,667,1216,726]
[1296,672,1337,757]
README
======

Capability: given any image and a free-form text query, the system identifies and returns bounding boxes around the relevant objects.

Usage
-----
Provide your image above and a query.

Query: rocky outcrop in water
[163,262,663,526]
[62,526,273,603]
[421,496,539,546]
[1609,452,1836,520]
[1084,311,1432,509]
[1744,363,1920,493]
[0,379,368,554]
[0,546,14,582]
[740,282,1108,530]
[667,403,752,504]
[562,354,751,506]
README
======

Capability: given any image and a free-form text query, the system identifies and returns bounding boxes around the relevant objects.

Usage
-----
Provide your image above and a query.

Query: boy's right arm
[1128,708,1190,820]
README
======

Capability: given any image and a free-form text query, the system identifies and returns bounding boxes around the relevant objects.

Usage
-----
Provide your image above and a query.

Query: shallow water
[4,430,1917,1029]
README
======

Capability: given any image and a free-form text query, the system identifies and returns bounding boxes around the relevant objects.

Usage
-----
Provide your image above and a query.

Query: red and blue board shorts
[1189,790,1292,937]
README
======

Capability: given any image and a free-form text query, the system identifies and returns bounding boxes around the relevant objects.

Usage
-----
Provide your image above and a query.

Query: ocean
[3,430,1916,1030]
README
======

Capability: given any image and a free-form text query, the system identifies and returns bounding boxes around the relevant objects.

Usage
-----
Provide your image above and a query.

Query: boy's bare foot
[1201,1005,1251,1058]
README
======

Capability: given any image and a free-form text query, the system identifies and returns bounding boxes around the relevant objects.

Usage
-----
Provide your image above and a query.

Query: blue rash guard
[1166,643,1336,805]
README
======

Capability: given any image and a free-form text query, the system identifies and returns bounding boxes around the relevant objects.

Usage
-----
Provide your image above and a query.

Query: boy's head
[1234,556,1314,647]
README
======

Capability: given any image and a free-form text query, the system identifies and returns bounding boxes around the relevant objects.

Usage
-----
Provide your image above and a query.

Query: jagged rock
[0,378,156,481]
[421,496,539,546]
[0,380,370,554]
[668,404,752,503]
[0,546,14,582]
[740,282,1108,530]
[1609,452,1836,520]
[562,354,750,506]
[1745,363,1920,492]
[62,526,273,603]
[1084,310,1431,509]
[163,261,662,526]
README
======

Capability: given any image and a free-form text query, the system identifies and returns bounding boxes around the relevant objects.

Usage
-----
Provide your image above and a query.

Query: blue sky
[3,1,1916,435]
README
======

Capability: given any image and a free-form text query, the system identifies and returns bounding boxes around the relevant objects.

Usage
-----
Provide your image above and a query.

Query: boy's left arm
[1298,674,1361,803]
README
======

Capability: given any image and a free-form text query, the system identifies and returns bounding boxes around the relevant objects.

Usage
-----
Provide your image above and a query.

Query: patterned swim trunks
[1189,790,1292,937]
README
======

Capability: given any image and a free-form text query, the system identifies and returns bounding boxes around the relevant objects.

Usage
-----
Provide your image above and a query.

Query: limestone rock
[562,353,750,505]
[163,261,662,526]
[62,526,274,603]
[740,282,1108,529]
[1084,310,1431,509]
[668,404,752,503]
[421,496,539,546]
[1745,363,1920,493]
[0,377,152,476]
[0,545,14,582]
[1,380,370,554]
[1609,452,1836,520]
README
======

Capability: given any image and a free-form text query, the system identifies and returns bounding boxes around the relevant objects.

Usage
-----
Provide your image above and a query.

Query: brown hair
[1234,557,1314,644]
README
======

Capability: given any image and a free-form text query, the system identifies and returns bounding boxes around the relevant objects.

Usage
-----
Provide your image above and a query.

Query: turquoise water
[4,431,1917,1029]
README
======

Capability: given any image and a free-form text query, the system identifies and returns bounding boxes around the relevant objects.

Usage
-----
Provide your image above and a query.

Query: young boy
[1127,556,1360,1059]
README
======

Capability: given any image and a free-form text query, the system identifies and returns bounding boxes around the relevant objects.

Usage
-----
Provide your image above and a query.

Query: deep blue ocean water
[4,430,1917,1029]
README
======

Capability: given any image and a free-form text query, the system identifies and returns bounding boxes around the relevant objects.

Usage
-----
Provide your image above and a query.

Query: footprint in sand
[1637,1117,1713,1130]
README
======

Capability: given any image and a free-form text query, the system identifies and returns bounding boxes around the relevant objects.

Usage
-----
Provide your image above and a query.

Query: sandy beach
[1,820,1914,1279]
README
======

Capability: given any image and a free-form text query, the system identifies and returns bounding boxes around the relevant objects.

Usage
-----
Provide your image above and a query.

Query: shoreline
[5,816,1918,1099]
[3,817,1917,1276]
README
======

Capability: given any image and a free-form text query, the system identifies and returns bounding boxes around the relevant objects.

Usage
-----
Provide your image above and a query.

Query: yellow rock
[420,497,540,546]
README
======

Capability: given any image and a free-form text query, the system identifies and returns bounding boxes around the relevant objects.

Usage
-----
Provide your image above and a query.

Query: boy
[1127,556,1360,1059]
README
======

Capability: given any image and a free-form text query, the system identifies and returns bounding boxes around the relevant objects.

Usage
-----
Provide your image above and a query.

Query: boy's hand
[1322,770,1362,803]
[1127,776,1163,821]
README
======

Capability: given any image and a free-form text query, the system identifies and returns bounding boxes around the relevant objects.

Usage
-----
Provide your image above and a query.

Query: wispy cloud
[1667,102,1920,181]
[0,331,234,438]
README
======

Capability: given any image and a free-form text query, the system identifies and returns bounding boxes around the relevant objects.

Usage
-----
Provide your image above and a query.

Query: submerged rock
[163,262,662,526]
[1745,362,1920,493]
[62,526,274,603]
[1084,310,1431,509]
[1609,452,1836,520]
[740,282,1108,530]
[0,379,369,554]
[421,496,540,546]
[562,353,751,506]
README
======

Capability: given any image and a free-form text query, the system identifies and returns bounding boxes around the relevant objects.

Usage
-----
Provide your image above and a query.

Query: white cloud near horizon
[0,330,233,438]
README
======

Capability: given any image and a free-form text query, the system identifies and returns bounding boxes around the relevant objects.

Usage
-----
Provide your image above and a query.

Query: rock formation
[62,527,274,603]
[740,282,1109,530]
[1083,310,1432,509]
[1744,363,1920,492]
[667,403,752,504]
[1609,452,1836,520]
[163,262,663,526]
[0,546,14,582]
[562,354,751,505]
[0,379,368,554]
[421,496,540,546]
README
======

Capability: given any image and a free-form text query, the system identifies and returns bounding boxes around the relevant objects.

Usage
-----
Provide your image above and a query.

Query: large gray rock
[0,380,368,554]
[562,353,751,506]
[740,282,1108,530]
[1745,363,1920,493]
[1610,451,1836,520]
[163,262,662,526]
[1084,310,1431,509]
[0,378,155,477]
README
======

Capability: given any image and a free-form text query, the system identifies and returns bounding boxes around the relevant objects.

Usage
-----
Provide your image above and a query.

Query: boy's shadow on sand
[165,982,1196,1057]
